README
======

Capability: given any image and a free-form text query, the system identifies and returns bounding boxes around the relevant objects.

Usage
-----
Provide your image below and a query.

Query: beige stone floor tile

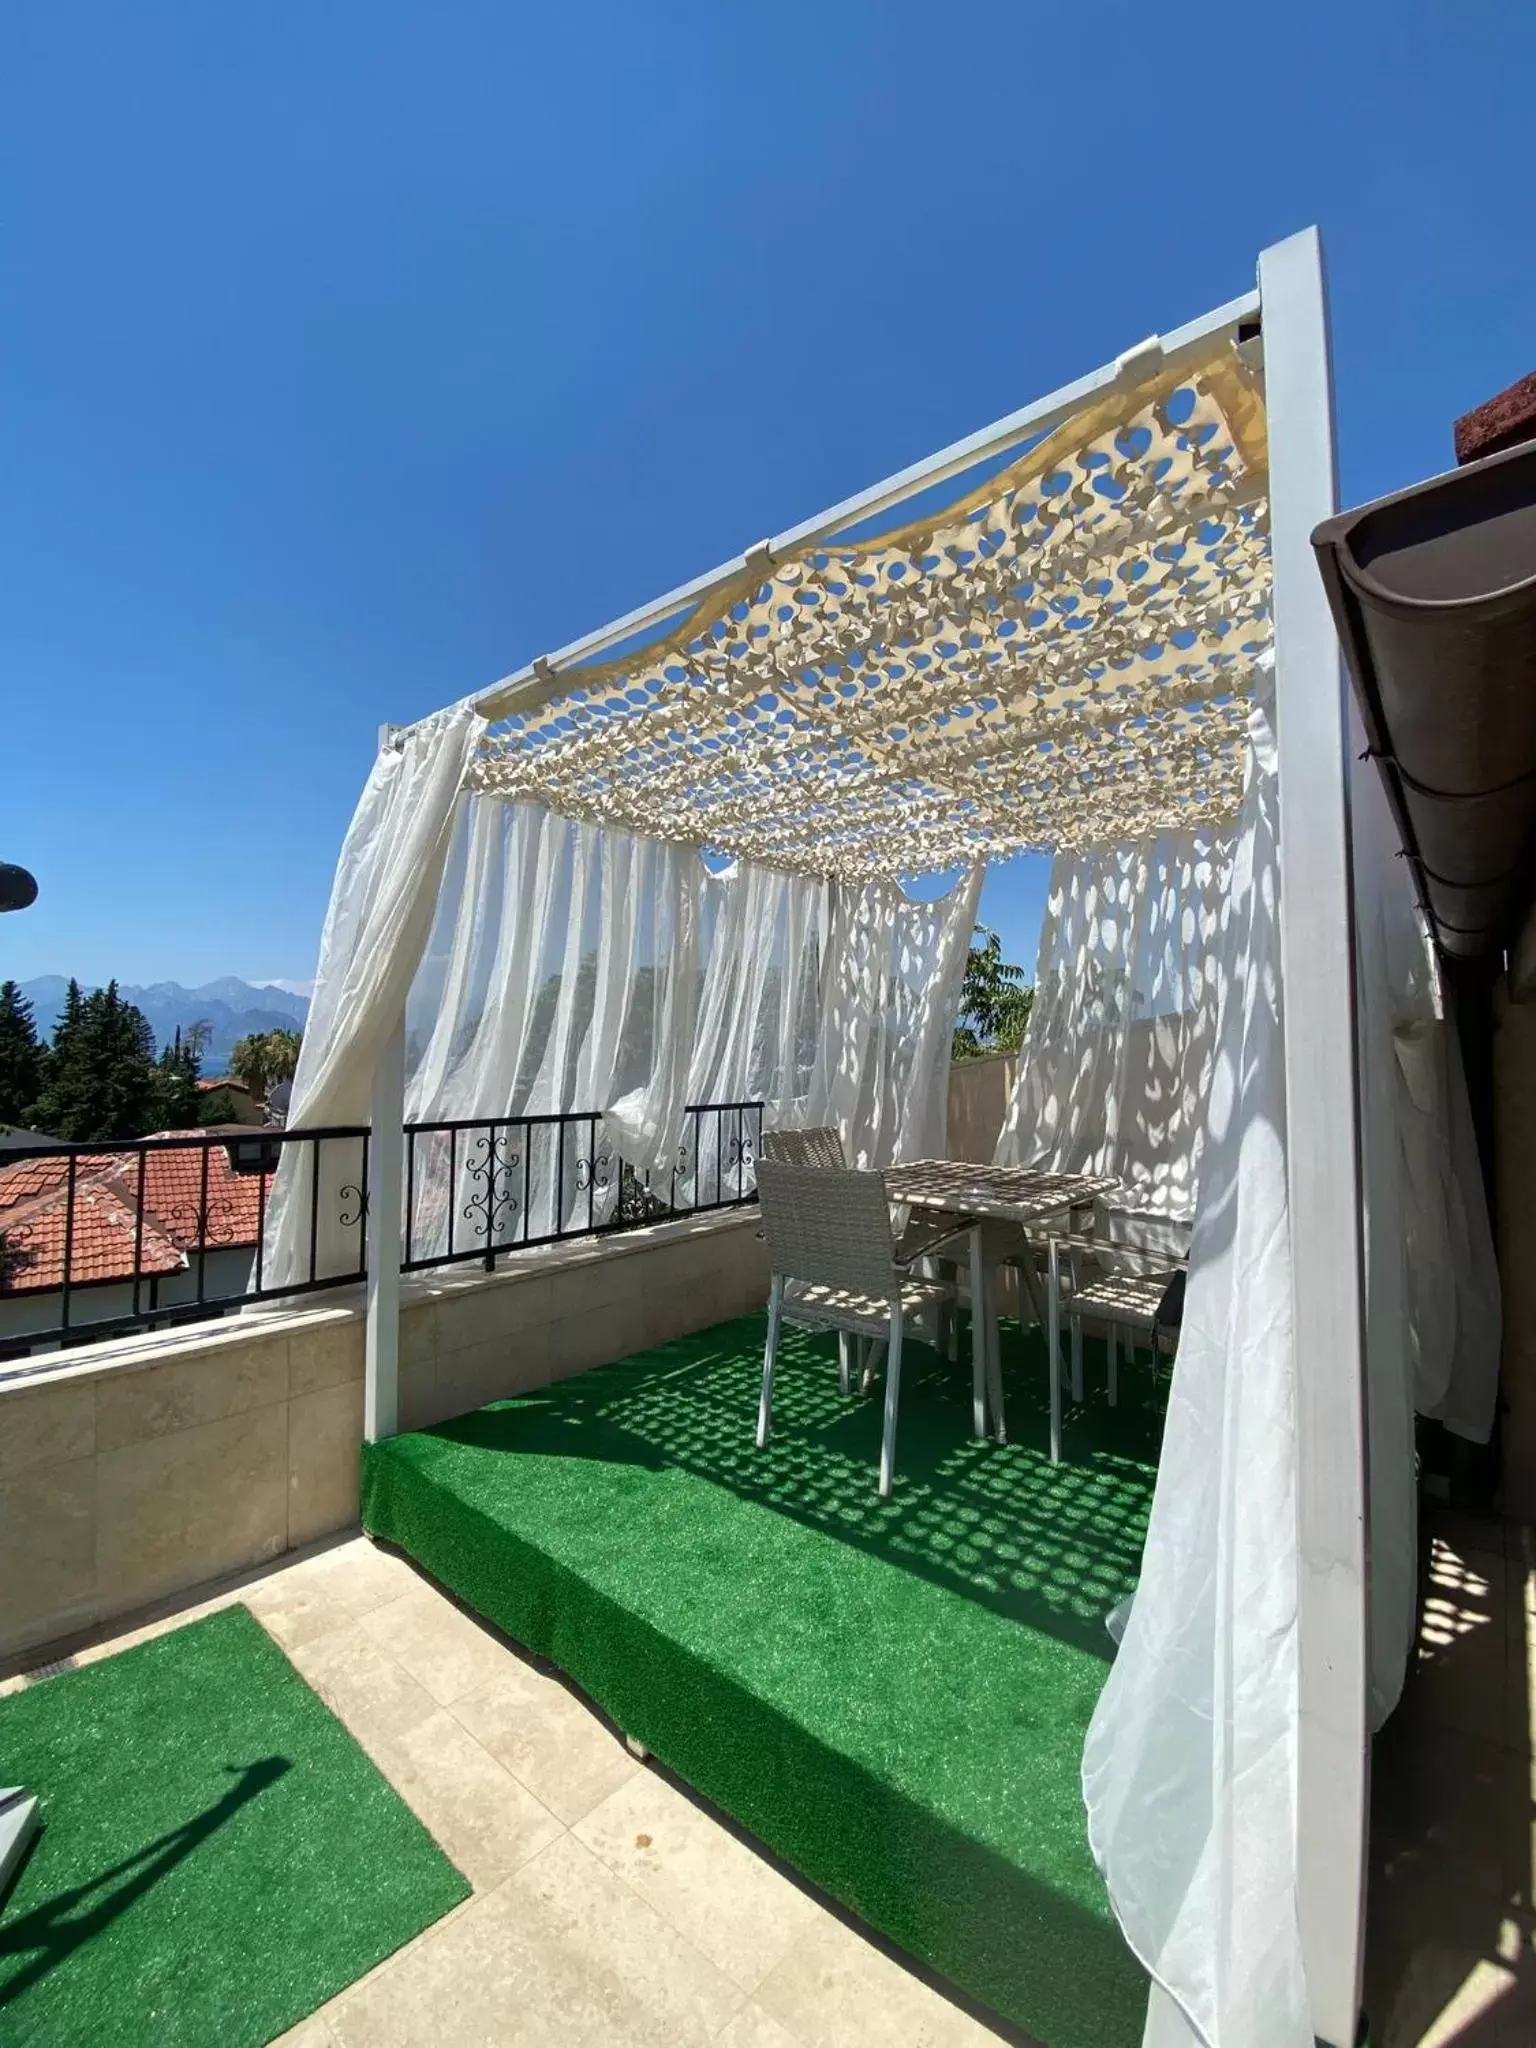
[297,1889,484,2033]
[269,2013,339,2047]
[1404,1541,1508,1749]
[1505,1750,1536,1911]
[1369,1922,1535,2047]
[1509,1558,1536,1758]
[280,1535,422,1618]
[370,1706,563,1890]
[715,2003,806,2048]
[283,1620,440,1761]
[1372,1720,1513,1904]
[1427,1508,1509,1564]
[573,1769,818,1994]
[327,1832,744,2047]
[450,1660,639,1826]
[753,1912,1006,2047]
[358,1583,517,1705]
[242,1574,357,1652]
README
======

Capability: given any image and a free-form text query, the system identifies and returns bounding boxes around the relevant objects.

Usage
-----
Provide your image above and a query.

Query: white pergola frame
[361,226,1369,2046]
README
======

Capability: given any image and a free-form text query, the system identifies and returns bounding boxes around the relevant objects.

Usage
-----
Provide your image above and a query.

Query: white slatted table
[883,1162,1123,1463]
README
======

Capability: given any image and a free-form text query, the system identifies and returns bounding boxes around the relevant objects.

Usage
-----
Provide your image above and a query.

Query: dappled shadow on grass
[0,1758,289,2008]
[430,1313,1163,1660]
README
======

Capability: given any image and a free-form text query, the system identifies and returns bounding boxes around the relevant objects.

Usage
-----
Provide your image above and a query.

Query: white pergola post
[364,722,407,1443]
[364,1010,405,1441]
[1261,225,1369,2048]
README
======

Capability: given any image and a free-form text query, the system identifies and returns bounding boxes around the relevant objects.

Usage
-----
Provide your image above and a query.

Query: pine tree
[32,980,160,1141]
[0,980,43,1127]
[151,1020,210,1131]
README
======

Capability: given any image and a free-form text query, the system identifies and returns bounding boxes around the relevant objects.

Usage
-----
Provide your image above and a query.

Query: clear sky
[4,1,1533,992]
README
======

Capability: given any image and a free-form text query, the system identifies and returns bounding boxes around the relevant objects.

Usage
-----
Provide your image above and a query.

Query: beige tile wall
[0,1210,769,1664]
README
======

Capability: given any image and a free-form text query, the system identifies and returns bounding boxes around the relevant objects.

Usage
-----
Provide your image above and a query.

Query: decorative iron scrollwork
[574,1149,615,1194]
[460,1127,521,1247]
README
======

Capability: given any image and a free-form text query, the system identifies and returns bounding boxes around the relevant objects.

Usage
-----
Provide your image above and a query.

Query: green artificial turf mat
[0,1603,469,2046]
[363,1313,1160,2048]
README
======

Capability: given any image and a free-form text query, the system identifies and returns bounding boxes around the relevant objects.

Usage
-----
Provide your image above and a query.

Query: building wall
[0,1247,256,1348]
[1496,983,1536,1519]
[947,1051,1017,1166]
[0,1208,769,1664]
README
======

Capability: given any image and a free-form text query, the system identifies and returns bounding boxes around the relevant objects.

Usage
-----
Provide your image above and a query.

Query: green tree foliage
[151,1020,212,1131]
[229,1027,302,1107]
[31,980,161,1141]
[952,927,1034,1061]
[196,1088,243,1127]
[0,980,44,1127]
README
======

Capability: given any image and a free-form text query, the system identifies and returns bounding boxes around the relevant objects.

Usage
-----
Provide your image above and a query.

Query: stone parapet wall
[0,1209,768,1664]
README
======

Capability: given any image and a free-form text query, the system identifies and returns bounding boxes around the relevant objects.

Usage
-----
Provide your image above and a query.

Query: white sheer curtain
[260,705,482,1293]
[813,868,983,1167]
[400,802,977,1243]
[1081,677,1313,2048]
[994,832,1231,1217]
[267,757,981,1281]
[674,859,831,1202]
[402,796,701,1254]
[1351,732,1501,1729]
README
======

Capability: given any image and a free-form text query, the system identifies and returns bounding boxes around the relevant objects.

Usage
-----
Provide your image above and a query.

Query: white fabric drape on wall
[813,869,984,1168]
[1081,679,1313,2048]
[261,705,483,1292]
[994,832,1231,1218]
[1352,739,1421,1734]
[1395,1018,1501,1442]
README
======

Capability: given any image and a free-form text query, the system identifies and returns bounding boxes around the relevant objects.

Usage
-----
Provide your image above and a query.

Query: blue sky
[4,1,1533,992]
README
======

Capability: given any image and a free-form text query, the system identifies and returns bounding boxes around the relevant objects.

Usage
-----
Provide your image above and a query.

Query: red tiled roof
[0,1136,276,1295]
[0,1178,185,1291]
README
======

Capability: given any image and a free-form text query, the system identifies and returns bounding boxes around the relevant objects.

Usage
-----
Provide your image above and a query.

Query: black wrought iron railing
[0,1101,763,1366]
[402,1100,763,1273]
[0,1125,370,1363]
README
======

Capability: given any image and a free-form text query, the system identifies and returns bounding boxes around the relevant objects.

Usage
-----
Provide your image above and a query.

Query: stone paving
[5,1534,1021,2047]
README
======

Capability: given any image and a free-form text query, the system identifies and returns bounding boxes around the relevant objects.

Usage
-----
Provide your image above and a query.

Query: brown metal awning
[1312,439,1536,960]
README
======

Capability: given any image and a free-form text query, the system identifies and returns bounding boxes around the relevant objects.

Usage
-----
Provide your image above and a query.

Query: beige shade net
[468,341,1270,879]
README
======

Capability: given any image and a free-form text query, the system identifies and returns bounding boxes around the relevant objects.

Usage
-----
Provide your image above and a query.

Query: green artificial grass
[363,1313,1161,2048]
[0,1604,469,2047]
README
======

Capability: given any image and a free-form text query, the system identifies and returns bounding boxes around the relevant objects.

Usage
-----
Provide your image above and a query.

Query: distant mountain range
[18,977,311,1073]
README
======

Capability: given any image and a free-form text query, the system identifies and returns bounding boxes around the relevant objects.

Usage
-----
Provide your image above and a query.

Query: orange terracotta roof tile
[0,1137,277,1293]
[0,1178,184,1292]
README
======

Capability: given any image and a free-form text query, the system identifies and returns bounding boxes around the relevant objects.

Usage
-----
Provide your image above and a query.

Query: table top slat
[882,1161,1122,1225]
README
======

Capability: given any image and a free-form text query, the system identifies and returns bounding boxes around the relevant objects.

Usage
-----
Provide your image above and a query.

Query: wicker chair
[1062,1210,1190,1404]
[754,1157,964,1496]
[759,1126,847,1169]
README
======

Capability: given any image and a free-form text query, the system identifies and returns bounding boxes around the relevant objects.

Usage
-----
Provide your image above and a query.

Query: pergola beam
[469,288,1260,727]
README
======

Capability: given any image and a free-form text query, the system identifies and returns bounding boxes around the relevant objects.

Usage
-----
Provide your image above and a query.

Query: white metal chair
[754,1157,964,1496]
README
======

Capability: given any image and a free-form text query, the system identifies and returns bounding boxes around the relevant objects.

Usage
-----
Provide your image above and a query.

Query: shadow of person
[0,1756,290,2004]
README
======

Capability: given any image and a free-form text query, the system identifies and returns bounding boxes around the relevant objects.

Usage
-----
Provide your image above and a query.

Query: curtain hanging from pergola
[254,316,1402,2048]
[996,827,1233,1217]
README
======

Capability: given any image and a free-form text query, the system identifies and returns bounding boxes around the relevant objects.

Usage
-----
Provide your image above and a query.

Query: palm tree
[229,1027,302,1107]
